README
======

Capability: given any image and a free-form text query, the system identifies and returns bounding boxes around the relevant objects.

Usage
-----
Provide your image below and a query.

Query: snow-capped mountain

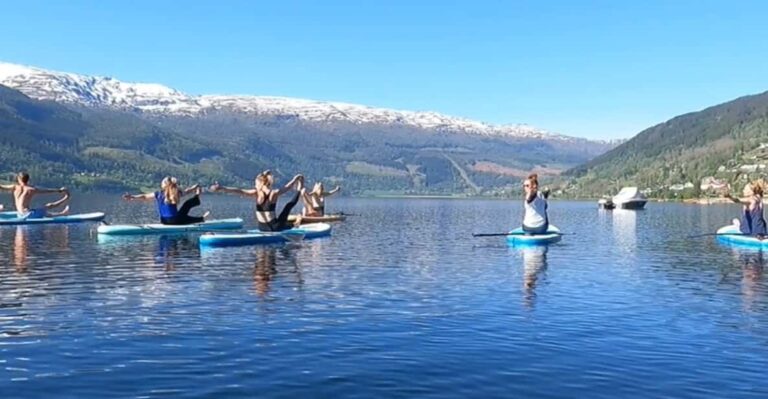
[0,62,575,141]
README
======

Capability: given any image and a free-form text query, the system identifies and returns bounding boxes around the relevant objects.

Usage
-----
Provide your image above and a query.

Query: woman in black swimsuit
[210,171,304,231]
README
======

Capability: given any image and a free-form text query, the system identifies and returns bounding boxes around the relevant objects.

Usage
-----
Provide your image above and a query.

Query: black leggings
[522,222,549,235]
[258,191,301,232]
[161,195,205,225]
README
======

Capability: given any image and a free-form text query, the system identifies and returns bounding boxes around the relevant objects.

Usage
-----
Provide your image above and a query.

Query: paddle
[472,232,567,237]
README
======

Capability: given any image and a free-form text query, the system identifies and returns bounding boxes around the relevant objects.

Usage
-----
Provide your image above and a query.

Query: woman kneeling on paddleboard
[301,182,340,217]
[725,179,767,237]
[211,171,304,232]
[522,174,550,235]
[123,177,210,225]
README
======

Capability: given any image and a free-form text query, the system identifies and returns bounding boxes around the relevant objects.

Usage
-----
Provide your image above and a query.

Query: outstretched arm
[209,182,257,196]
[724,193,751,205]
[181,184,201,197]
[274,175,302,196]
[323,186,341,197]
[723,185,750,205]
[0,183,15,192]
[123,192,155,201]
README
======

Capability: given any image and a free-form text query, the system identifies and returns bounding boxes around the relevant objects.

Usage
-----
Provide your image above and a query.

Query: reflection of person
[13,226,29,272]
[522,246,548,308]
[253,247,278,297]
[156,236,187,271]
[738,250,765,312]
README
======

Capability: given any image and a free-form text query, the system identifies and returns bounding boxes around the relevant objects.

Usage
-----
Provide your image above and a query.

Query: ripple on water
[0,198,767,398]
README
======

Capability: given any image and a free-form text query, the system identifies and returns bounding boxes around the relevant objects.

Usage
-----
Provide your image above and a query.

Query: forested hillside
[0,83,615,194]
[566,91,768,198]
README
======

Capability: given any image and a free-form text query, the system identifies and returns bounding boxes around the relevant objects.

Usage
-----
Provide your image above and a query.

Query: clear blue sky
[2,0,767,139]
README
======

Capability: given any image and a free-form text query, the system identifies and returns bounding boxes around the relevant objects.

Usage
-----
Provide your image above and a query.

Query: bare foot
[293,215,302,227]
[195,186,203,196]
[202,210,211,220]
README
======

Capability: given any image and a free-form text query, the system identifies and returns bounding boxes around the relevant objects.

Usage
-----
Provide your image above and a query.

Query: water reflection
[612,210,637,256]
[249,246,304,297]
[9,226,70,273]
[730,248,767,312]
[13,226,28,272]
[155,235,194,271]
[253,247,278,296]
[515,246,548,309]
[3,199,768,398]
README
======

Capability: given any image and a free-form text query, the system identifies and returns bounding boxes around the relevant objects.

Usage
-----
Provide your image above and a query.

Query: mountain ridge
[0,62,618,195]
[0,61,612,144]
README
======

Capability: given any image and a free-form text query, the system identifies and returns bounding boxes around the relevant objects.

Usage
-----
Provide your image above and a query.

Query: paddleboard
[506,225,562,245]
[0,211,105,226]
[287,214,347,224]
[200,223,332,248]
[716,224,768,248]
[97,218,244,236]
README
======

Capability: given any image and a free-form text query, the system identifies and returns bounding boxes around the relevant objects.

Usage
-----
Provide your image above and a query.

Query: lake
[1,195,767,398]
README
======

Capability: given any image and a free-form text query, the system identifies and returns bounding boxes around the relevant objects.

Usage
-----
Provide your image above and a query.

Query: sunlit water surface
[1,195,767,398]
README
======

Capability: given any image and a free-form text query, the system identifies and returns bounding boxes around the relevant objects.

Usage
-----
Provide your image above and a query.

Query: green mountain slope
[566,91,768,198]
[0,85,232,189]
[0,84,614,194]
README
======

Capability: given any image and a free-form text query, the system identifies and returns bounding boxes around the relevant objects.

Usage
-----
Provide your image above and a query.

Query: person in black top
[211,171,304,231]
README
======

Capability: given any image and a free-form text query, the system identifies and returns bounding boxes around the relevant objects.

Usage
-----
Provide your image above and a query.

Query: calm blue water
[1,195,767,398]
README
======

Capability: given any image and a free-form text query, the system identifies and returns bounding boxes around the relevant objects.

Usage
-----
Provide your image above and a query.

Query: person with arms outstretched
[301,182,340,217]
[0,172,69,218]
[211,171,304,231]
[123,177,210,225]
[724,179,767,237]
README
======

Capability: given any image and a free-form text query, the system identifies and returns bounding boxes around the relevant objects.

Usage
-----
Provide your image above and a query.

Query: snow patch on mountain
[0,61,581,141]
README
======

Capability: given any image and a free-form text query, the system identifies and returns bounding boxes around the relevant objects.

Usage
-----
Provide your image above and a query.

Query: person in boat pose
[522,173,550,235]
[725,179,767,237]
[0,172,70,218]
[123,177,210,225]
[301,182,341,217]
[210,171,304,231]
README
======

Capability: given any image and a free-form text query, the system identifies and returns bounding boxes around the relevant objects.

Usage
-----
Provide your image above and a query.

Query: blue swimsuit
[739,197,767,236]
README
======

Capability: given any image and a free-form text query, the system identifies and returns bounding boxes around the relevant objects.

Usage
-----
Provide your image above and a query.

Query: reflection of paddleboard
[287,214,347,224]
[200,223,332,248]
[506,225,562,246]
[716,224,768,248]
[97,218,244,236]
[0,211,105,226]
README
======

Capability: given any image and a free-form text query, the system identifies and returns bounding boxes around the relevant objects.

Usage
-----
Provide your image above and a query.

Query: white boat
[612,187,647,209]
